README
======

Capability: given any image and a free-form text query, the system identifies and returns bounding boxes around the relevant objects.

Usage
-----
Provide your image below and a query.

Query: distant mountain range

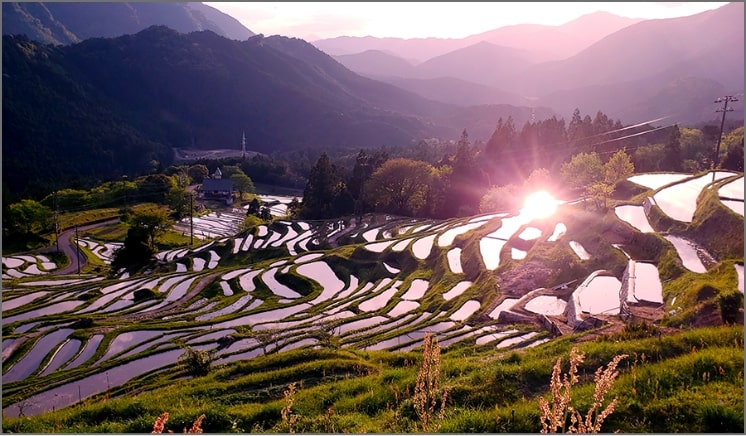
[313,11,644,63]
[1,2,743,200]
[315,3,744,125]
[1,1,254,44]
[2,26,551,199]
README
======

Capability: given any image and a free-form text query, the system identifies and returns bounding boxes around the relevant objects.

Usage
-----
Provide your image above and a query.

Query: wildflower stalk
[538,347,627,434]
[413,333,448,432]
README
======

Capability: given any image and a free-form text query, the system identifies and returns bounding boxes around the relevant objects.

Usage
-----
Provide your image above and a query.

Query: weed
[538,346,627,433]
[413,333,448,432]
[151,411,205,433]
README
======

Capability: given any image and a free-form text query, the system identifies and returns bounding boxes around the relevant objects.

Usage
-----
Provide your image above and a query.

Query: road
[53,219,120,275]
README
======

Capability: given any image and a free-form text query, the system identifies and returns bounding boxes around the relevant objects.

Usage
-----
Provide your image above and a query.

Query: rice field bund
[2,170,743,420]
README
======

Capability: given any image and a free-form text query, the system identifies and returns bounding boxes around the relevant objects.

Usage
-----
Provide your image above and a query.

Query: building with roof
[197,168,234,205]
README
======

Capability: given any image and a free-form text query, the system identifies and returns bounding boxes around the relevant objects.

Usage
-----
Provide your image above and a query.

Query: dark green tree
[230,172,255,201]
[187,164,209,184]
[663,124,683,171]
[299,153,348,219]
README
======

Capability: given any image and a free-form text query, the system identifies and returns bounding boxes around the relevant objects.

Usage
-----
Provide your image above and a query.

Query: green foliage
[365,158,435,216]
[479,184,520,214]
[560,152,604,192]
[179,346,214,377]
[6,199,52,234]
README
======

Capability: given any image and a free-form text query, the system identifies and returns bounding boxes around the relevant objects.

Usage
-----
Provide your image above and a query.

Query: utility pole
[712,95,738,181]
[189,192,194,247]
[75,223,81,275]
[54,191,60,254]
[122,175,128,213]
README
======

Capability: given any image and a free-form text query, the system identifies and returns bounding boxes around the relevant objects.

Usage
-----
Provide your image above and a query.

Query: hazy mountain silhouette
[519,2,744,124]
[317,3,743,124]
[463,12,644,62]
[312,11,642,64]
[334,50,417,78]
[1,1,255,45]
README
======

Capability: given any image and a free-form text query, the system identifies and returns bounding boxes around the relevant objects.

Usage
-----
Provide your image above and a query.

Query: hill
[3,26,560,201]
[1,1,255,44]
[319,4,743,124]
[1,170,743,431]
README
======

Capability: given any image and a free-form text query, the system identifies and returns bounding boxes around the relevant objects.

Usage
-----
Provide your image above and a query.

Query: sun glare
[522,190,557,219]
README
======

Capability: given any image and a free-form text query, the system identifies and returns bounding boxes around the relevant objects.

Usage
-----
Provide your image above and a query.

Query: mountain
[1,2,254,45]
[334,50,417,78]
[312,11,642,64]
[312,35,467,64]
[369,76,530,108]
[462,12,644,62]
[521,2,744,124]
[411,41,533,87]
[6,27,544,199]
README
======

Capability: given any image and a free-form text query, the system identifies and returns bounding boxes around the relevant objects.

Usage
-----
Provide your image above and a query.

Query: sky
[204,2,730,41]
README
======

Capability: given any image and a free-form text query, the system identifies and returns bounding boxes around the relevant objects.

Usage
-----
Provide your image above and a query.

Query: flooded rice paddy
[2,170,742,417]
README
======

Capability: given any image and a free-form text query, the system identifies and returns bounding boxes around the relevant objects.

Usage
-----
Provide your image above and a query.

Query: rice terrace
[2,170,744,433]
[2,1,744,433]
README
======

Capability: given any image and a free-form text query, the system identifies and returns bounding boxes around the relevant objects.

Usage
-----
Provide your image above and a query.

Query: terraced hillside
[2,170,743,419]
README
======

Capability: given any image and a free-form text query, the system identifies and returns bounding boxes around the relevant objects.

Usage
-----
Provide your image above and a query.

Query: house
[198,168,234,205]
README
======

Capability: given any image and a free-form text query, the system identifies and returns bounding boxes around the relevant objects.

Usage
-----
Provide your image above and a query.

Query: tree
[7,199,53,234]
[137,174,174,203]
[247,198,261,216]
[188,164,209,184]
[166,187,194,221]
[128,206,174,249]
[604,149,635,185]
[662,124,683,171]
[111,226,154,270]
[287,197,301,218]
[299,153,347,219]
[230,172,255,200]
[365,158,434,216]
[479,184,521,214]
[560,152,604,192]
[447,129,486,216]
[721,127,744,172]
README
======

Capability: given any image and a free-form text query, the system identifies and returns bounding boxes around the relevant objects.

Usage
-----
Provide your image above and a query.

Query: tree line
[295,111,744,220]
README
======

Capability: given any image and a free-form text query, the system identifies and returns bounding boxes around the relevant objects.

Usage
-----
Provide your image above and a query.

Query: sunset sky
[204,2,730,40]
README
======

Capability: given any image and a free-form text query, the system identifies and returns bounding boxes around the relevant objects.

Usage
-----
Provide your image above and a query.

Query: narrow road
[53,219,120,275]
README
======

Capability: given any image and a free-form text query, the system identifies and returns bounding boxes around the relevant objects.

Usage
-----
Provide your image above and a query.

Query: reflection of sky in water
[615,205,655,233]
[489,298,520,319]
[576,276,621,315]
[40,339,82,376]
[2,301,85,325]
[402,279,429,300]
[735,264,743,293]
[480,238,505,270]
[450,300,480,321]
[443,281,472,301]
[447,248,463,273]
[630,262,663,304]
[664,235,707,273]
[2,291,49,312]
[627,173,690,190]
[524,296,566,316]
[412,234,436,260]
[718,176,744,200]
[3,329,74,383]
[438,222,486,247]
[653,172,736,222]
[569,241,590,260]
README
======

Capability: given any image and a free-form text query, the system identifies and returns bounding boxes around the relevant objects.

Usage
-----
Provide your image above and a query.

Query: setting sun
[522,190,558,219]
